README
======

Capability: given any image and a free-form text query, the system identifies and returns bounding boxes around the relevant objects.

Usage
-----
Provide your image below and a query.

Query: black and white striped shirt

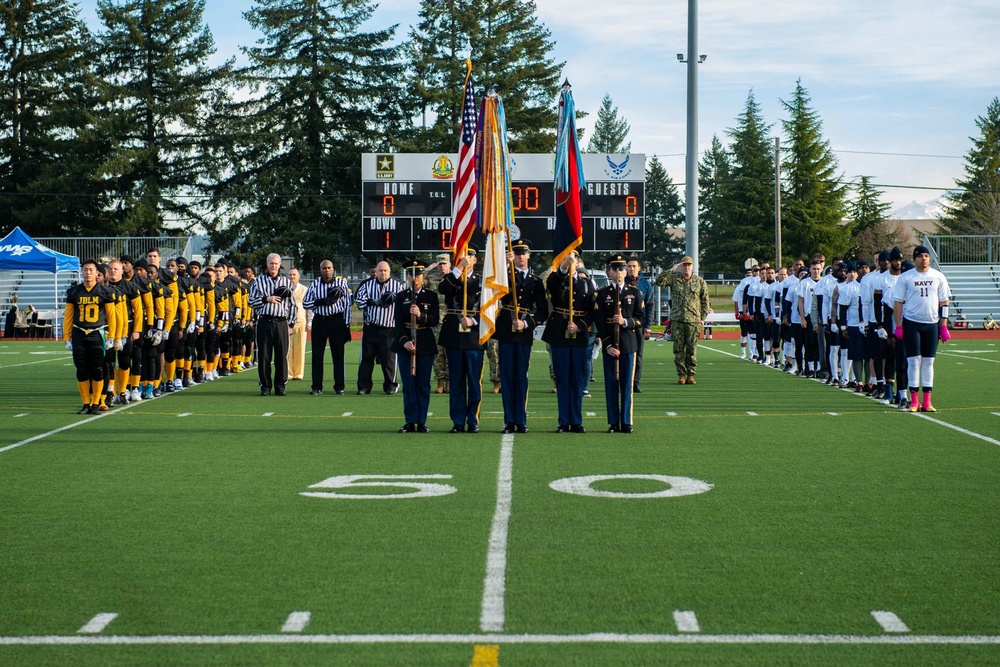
[248,272,298,325]
[303,276,352,317]
[355,277,404,327]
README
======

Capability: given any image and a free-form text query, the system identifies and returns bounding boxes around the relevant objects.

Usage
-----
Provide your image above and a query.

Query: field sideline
[1,339,999,666]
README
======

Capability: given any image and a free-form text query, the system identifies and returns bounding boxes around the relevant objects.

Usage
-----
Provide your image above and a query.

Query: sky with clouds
[77,0,1000,212]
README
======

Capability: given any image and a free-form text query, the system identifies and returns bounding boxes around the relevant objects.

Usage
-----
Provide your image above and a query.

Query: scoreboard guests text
[361,153,645,253]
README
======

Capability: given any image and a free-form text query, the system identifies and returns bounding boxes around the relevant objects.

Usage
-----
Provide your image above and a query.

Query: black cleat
[310,389,323,395]
[555,425,569,433]
[275,387,286,396]
[620,424,634,434]
[260,389,270,396]
[570,424,587,433]
[516,425,529,434]
[607,425,620,433]
[77,405,92,415]
[334,389,345,395]
[357,389,370,395]
[467,425,480,433]
[415,424,429,433]
[501,423,515,434]
[398,423,414,433]
[449,425,465,433]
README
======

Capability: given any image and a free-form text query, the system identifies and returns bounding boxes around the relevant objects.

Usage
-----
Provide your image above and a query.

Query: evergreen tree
[705,90,774,271]
[95,0,231,235]
[642,155,684,270]
[407,0,562,153]
[0,0,106,236]
[698,134,734,272]
[939,97,1000,236]
[779,79,848,260]
[586,93,630,154]
[846,175,892,257]
[209,0,411,267]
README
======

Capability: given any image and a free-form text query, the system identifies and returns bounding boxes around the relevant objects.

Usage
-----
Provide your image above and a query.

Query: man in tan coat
[286,267,308,380]
[657,256,711,384]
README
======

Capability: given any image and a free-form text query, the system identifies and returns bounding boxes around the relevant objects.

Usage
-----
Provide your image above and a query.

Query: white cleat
[130,388,142,402]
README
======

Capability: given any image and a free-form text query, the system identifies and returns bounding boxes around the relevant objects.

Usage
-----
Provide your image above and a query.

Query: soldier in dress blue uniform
[542,252,596,433]
[438,244,485,433]
[495,239,549,434]
[391,258,440,433]
[595,253,645,433]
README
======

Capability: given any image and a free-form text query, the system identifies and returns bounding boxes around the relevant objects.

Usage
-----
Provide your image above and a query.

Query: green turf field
[2,339,999,666]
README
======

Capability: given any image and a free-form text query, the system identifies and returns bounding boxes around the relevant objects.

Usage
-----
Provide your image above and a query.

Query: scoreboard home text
[361,153,645,253]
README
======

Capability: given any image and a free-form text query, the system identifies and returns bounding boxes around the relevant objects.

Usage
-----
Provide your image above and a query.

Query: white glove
[115,338,125,351]
[220,323,229,333]
[152,330,164,346]
[105,337,115,350]
[65,340,73,351]
[876,327,888,340]
[829,323,837,333]
[186,322,196,334]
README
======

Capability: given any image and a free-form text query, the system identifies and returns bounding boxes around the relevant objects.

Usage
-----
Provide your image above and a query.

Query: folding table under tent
[0,227,81,338]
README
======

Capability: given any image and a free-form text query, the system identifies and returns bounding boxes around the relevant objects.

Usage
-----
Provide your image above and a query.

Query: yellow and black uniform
[141,275,167,395]
[64,282,117,413]
[108,277,142,401]
[158,268,182,390]
[126,268,153,390]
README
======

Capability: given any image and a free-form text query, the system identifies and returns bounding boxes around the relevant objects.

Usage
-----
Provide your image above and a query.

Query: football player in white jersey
[795,260,823,376]
[832,262,861,388]
[891,245,951,412]
[732,268,755,359]
[877,247,905,403]
[863,250,889,397]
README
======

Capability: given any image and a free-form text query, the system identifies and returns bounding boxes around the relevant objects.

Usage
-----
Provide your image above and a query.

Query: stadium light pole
[678,0,705,274]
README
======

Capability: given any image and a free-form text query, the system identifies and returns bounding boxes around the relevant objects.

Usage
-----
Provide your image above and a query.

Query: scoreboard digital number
[361,153,645,253]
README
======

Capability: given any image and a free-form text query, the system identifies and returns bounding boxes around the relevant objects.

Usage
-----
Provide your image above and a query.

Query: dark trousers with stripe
[358,324,396,393]
[446,347,484,428]
[311,313,347,392]
[256,316,289,392]
[498,341,531,426]
[603,351,636,427]
[398,353,433,426]
[551,345,587,427]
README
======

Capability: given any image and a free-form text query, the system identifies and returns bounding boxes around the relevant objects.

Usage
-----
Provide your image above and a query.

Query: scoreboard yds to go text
[361,153,645,253]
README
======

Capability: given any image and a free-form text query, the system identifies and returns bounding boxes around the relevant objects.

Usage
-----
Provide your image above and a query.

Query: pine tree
[209,0,411,267]
[706,91,774,271]
[585,93,631,154]
[407,0,563,153]
[846,175,892,257]
[0,0,105,235]
[95,0,231,235]
[939,97,1000,236]
[643,155,684,270]
[779,79,848,260]
[698,134,734,272]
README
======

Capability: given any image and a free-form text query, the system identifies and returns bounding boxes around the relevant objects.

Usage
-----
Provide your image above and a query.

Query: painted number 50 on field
[300,474,712,499]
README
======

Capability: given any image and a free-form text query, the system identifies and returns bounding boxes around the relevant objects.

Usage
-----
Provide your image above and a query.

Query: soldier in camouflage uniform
[486,338,500,392]
[656,256,710,384]
[424,253,451,393]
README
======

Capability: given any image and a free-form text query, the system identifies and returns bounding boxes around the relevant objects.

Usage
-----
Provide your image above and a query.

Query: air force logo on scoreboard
[604,155,632,180]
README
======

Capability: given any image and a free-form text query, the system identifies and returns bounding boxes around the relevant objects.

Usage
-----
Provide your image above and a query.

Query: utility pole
[774,136,782,266]
[684,0,700,274]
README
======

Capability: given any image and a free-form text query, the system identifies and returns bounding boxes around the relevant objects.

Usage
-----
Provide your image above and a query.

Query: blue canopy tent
[1,227,81,338]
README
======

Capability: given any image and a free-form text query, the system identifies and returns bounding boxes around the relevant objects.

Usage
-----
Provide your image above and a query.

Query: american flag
[451,61,477,261]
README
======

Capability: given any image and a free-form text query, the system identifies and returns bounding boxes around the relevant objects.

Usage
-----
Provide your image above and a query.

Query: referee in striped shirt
[354,261,404,394]
[247,253,298,396]
[303,260,353,395]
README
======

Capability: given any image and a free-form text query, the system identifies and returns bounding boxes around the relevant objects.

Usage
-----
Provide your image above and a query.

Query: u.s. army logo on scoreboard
[375,154,394,180]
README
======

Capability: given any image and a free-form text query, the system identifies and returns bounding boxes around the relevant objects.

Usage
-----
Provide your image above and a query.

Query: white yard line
[912,412,1000,448]
[1,400,146,455]
[262,412,274,417]
[341,412,353,417]
[77,613,117,634]
[281,612,311,633]
[480,433,514,633]
[871,611,910,633]
[0,355,71,370]
[3,633,999,646]
[673,611,700,633]
[938,351,1000,364]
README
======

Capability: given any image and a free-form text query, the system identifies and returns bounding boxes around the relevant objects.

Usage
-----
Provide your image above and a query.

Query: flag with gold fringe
[552,81,586,270]
[476,90,512,345]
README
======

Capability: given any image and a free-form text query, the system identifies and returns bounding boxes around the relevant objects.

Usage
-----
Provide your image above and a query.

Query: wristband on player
[940,305,949,320]
[156,318,164,331]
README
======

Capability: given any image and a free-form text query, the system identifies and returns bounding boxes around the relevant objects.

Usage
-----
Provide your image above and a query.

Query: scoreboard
[361,153,645,253]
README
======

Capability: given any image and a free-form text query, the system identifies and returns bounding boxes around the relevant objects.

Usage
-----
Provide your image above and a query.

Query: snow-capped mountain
[890,197,945,220]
